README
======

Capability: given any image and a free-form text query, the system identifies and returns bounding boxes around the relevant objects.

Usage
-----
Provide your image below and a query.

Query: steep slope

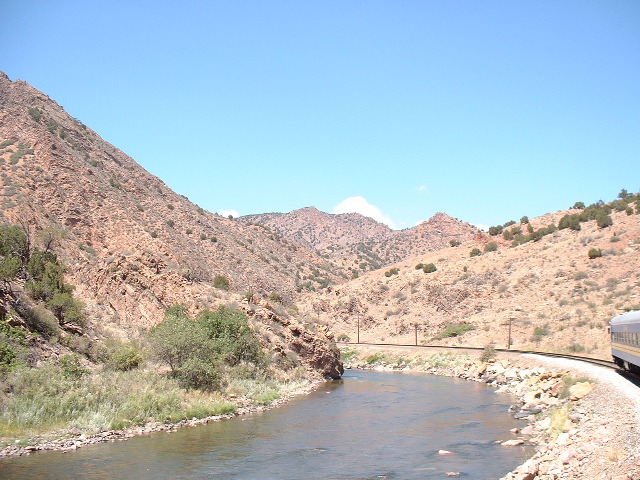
[0,72,341,377]
[298,205,640,358]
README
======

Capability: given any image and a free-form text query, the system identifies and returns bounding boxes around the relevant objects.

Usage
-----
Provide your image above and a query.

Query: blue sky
[2,1,639,230]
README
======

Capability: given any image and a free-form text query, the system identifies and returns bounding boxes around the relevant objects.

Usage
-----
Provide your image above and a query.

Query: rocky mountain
[241,209,478,273]
[241,207,393,252]
[298,203,640,359]
[0,72,341,378]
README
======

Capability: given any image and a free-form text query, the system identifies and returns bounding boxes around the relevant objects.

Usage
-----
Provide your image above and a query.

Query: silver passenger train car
[611,310,640,373]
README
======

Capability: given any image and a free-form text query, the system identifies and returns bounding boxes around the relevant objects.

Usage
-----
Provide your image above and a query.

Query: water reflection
[0,370,533,480]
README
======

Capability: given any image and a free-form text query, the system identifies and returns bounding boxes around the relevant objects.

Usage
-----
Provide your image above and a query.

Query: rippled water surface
[0,370,533,479]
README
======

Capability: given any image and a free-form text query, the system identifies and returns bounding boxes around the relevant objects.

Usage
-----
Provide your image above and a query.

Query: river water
[0,370,533,479]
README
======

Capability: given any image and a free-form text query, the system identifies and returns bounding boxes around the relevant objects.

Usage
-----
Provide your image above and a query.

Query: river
[0,370,533,479]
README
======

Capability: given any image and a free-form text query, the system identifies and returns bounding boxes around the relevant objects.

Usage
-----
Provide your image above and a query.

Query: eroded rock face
[0,72,342,379]
[242,299,343,379]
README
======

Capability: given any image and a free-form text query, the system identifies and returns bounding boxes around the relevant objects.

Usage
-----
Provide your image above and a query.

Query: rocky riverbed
[345,347,640,480]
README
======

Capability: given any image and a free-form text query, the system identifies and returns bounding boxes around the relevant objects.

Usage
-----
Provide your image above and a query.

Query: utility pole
[357,315,360,344]
[508,317,513,350]
[414,323,418,346]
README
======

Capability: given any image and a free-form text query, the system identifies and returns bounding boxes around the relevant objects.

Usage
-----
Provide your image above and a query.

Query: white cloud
[332,196,397,229]
[219,209,240,218]
[418,185,427,192]
[474,224,489,232]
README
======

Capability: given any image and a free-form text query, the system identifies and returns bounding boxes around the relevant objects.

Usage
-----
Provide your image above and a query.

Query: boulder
[569,382,593,401]
[502,439,525,446]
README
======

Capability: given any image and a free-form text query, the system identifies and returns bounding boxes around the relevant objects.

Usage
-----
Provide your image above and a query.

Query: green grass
[439,323,476,338]
[339,346,359,364]
[0,365,245,437]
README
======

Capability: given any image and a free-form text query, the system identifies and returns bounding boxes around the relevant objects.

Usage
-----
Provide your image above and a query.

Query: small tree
[470,248,481,257]
[520,216,529,224]
[572,201,585,209]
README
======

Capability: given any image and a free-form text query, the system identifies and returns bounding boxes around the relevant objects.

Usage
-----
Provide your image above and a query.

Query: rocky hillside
[0,72,341,377]
[241,209,478,273]
[298,203,640,358]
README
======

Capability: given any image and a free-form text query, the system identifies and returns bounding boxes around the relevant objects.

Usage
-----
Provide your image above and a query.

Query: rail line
[340,341,618,370]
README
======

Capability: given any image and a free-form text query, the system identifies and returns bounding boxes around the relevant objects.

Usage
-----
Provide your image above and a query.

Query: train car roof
[611,310,640,325]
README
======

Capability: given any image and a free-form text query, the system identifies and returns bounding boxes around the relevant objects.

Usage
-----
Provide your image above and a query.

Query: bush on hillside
[558,214,582,231]
[596,212,613,229]
[470,248,481,257]
[588,248,603,259]
[422,263,437,273]
[213,274,230,290]
[440,323,475,338]
[484,242,498,253]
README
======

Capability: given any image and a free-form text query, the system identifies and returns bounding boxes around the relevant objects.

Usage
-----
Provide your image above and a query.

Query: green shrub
[588,248,602,259]
[422,263,437,273]
[28,107,43,123]
[574,271,589,280]
[59,354,89,380]
[558,214,581,231]
[572,201,585,209]
[268,292,283,304]
[0,339,18,370]
[339,346,358,363]
[337,334,350,342]
[484,242,498,253]
[440,323,475,338]
[384,267,399,277]
[47,291,85,327]
[106,341,144,371]
[470,248,481,257]
[596,212,613,229]
[449,239,461,247]
[567,343,585,353]
[364,352,387,365]
[520,216,529,224]
[197,306,266,367]
[488,225,503,236]
[213,274,230,290]
[415,263,424,270]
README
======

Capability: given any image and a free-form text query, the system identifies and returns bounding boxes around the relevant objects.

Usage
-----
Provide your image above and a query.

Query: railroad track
[341,341,618,370]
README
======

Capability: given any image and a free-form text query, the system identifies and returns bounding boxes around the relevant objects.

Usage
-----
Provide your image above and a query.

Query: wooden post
[414,324,418,346]
[508,318,512,350]
[357,315,360,344]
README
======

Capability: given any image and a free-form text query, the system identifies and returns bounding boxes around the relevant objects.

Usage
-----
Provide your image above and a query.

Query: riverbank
[342,345,640,480]
[0,376,322,458]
